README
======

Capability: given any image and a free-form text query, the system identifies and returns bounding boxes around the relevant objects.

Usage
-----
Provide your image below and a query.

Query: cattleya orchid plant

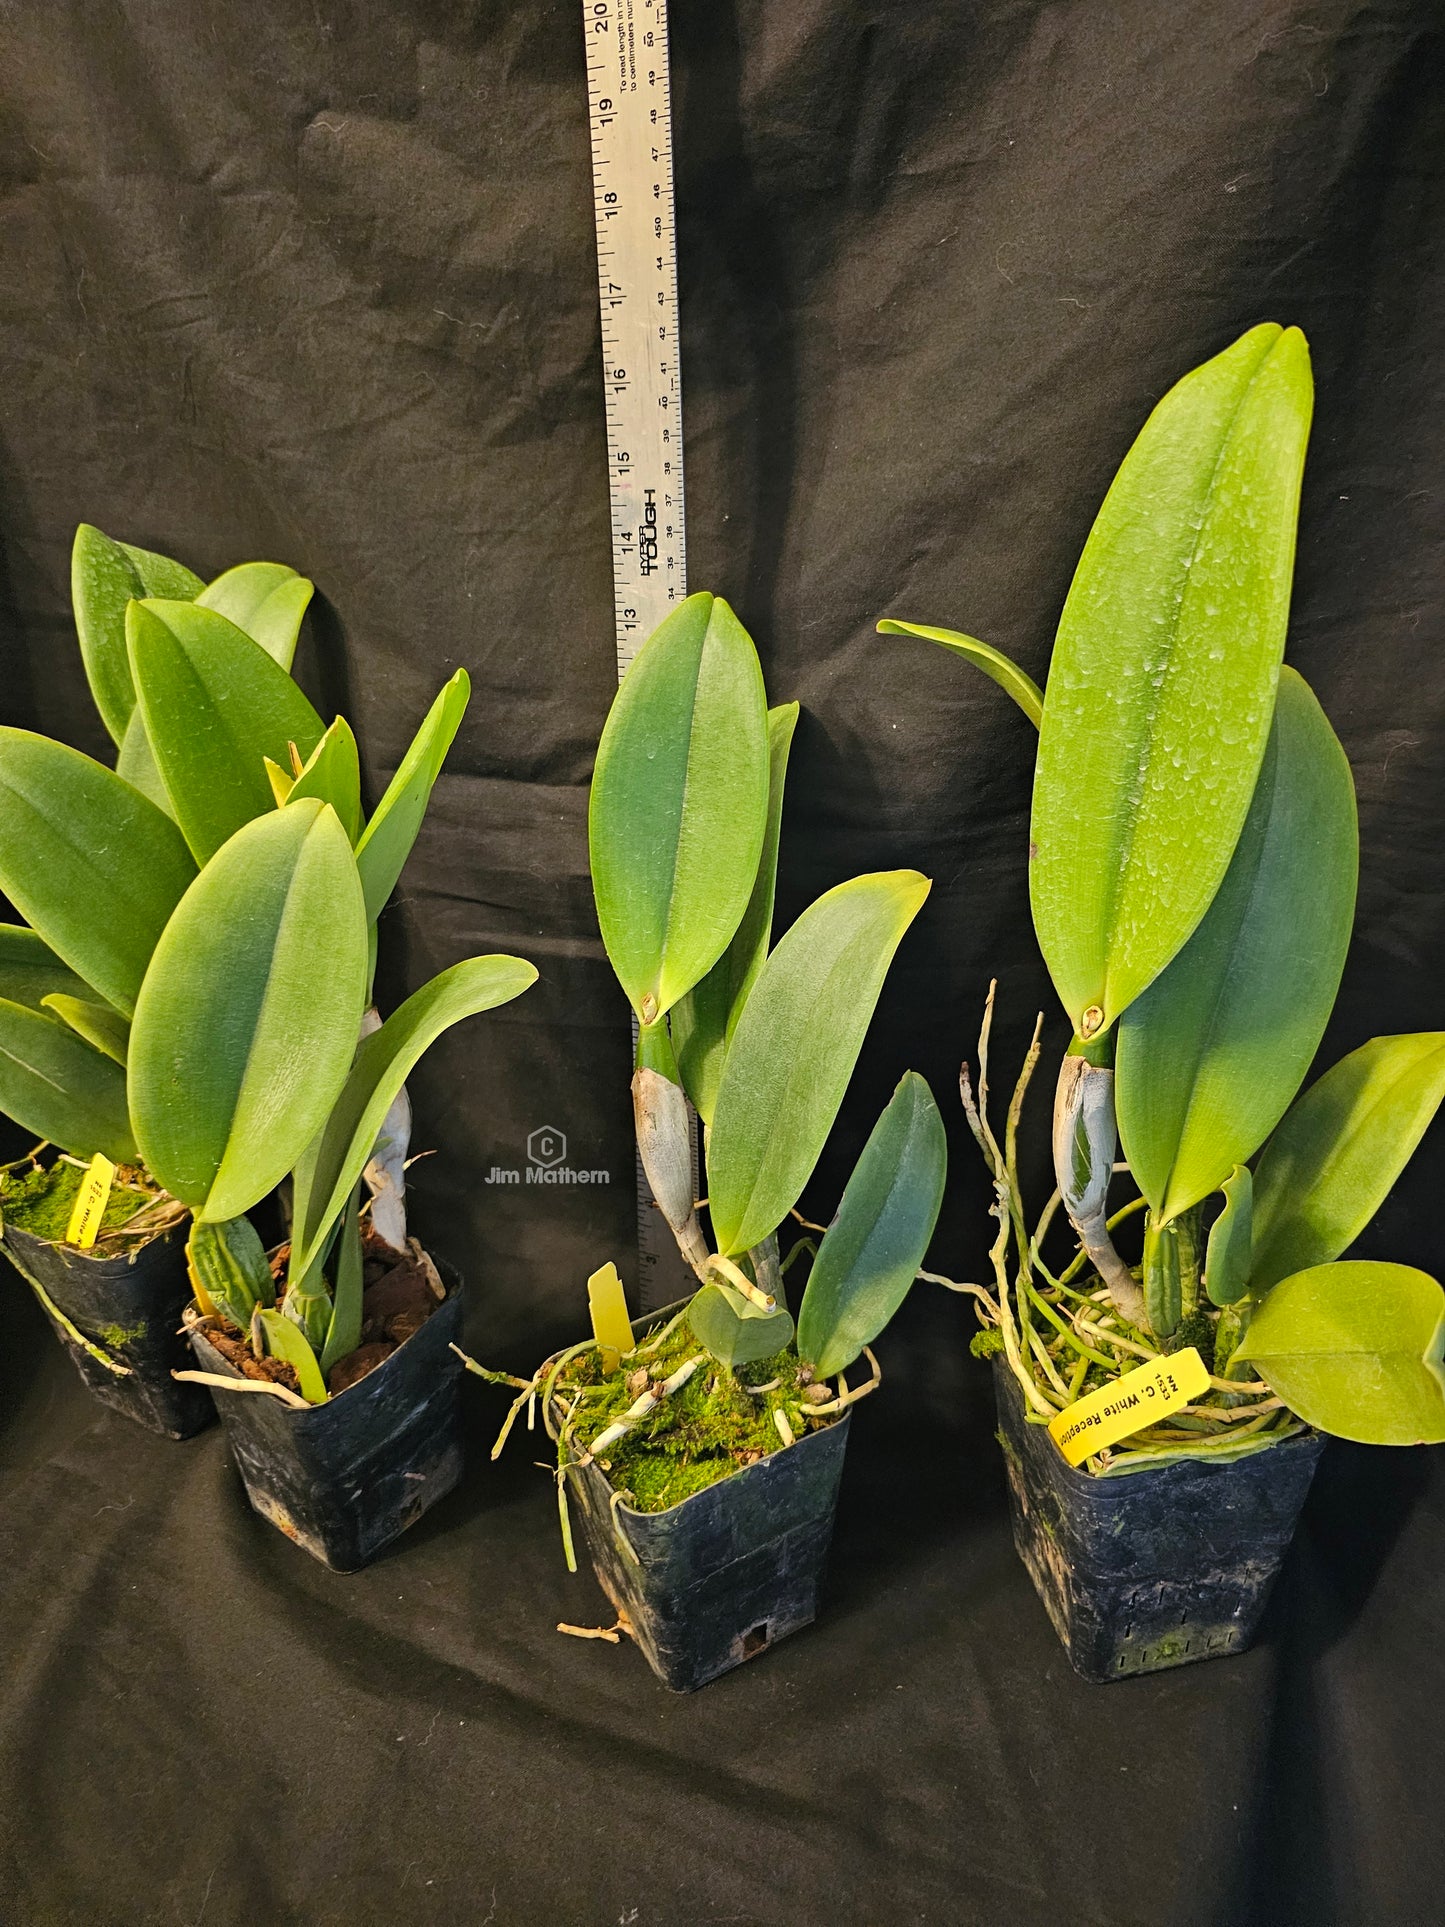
[0,523,536,1399]
[885,323,1445,1464]
[476,593,947,1525]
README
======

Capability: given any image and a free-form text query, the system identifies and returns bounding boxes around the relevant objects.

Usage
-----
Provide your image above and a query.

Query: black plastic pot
[994,1359,1325,1681]
[185,1264,465,1572]
[562,1318,852,1692]
[2,1217,213,1440]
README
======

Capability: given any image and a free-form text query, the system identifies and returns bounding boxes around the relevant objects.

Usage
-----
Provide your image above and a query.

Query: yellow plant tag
[65,1153,116,1249]
[587,1261,634,1374]
[1049,1347,1211,1467]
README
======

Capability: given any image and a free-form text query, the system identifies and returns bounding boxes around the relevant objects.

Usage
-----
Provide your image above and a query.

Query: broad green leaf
[0,924,92,1011]
[353,670,469,922]
[254,1307,329,1403]
[128,799,368,1221]
[196,562,314,670]
[796,1071,947,1377]
[1250,1033,1445,1292]
[127,598,325,862]
[0,998,135,1160]
[672,702,799,1122]
[41,995,130,1066]
[71,524,203,744]
[320,1187,364,1376]
[115,707,175,817]
[1116,669,1357,1219]
[1204,1165,1253,1307]
[589,595,769,1023]
[686,1281,794,1369]
[288,953,538,1280]
[0,730,197,1016]
[1030,324,1314,1037]
[288,717,362,843]
[706,869,931,1257]
[876,620,1043,728]
[1236,1261,1445,1444]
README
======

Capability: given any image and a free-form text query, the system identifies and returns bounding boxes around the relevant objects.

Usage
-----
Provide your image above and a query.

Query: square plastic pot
[185,1263,464,1571]
[994,1358,1325,1681]
[3,1218,213,1440]
[561,1312,852,1692]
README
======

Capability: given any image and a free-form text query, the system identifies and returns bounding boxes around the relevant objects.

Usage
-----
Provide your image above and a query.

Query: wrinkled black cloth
[1,4,1444,1922]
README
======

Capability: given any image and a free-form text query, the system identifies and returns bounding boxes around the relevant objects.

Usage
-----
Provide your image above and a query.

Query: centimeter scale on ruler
[582,0,697,1307]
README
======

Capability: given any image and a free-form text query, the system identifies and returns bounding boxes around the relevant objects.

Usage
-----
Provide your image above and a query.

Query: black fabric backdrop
[2,3,1444,1921]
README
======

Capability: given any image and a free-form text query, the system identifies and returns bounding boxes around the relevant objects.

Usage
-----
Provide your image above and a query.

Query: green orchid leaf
[796,1071,947,1378]
[126,598,325,863]
[287,717,362,844]
[672,702,799,1122]
[253,1307,329,1404]
[288,953,538,1281]
[589,594,769,1023]
[0,729,197,1017]
[0,924,92,1011]
[196,562,314,671]
[353,670,469,923]
[41,995,130,1066]
[1204,1165,1253,1308]
[1030,324,1314,1038]
[1250,1033,1445,1292]
[876,620,1043,728]
[71,524,203,745]
[115,707,176,817]
[128,799,369,1221]
[320,1187,364,1377]
[1116,667,1357,1220]
[0,998,136,1160]
[1235,1261,1445,1444]
[686,1281,794,1369]
[706,869,931,1258]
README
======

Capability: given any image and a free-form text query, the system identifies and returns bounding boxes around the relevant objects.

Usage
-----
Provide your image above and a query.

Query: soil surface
[0,1159,161,1247]
[201,1232,444,1398]
[552,1314,838,1511]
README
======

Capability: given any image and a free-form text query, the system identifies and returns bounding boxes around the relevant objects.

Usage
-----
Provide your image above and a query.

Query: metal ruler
[582,0,696,1309]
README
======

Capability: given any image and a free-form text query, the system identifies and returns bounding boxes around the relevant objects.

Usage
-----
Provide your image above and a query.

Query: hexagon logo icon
[527,1125,567,1169]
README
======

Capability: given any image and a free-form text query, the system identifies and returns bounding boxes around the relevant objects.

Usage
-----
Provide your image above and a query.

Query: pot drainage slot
[740,1623,770,1659]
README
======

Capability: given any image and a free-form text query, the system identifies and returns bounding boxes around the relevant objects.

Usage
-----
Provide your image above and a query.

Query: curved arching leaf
[288,717,362,844]
[672,701,798,1122]
[71,523,203,745]
[196,562,314,670]
[253,1308,329,1403]
[0,730,197,1016]
[0,998,136,1161]
[0,924,93,1012]
[796,1071,947,1378]
[1235,1261,1445,1445]
[41,995,130,1066]
[1030,324,1314,1037]
[1203,1164,1253,1308]
[706,870,931,1258]
[353,671,470,922]
[1116,668,1357,1220]
[128,799,368,1221]
[288,953,538,1281]
[127,598,325,862]
[1250,1033,1445,1292]
[589,594,769,1023]
[877,621,1043,727]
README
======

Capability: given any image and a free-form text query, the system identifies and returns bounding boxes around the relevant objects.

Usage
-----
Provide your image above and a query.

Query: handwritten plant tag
[65,1153,116,1249]
[1048,1347,1211,1467]
[587,1261,634,1374]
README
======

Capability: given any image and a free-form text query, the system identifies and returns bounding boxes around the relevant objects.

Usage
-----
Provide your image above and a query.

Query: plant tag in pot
[64,1153,115,1249]
[1049,1348,1210,1468]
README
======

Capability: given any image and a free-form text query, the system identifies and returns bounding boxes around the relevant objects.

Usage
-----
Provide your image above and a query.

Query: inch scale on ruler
[582,0,697,1309]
